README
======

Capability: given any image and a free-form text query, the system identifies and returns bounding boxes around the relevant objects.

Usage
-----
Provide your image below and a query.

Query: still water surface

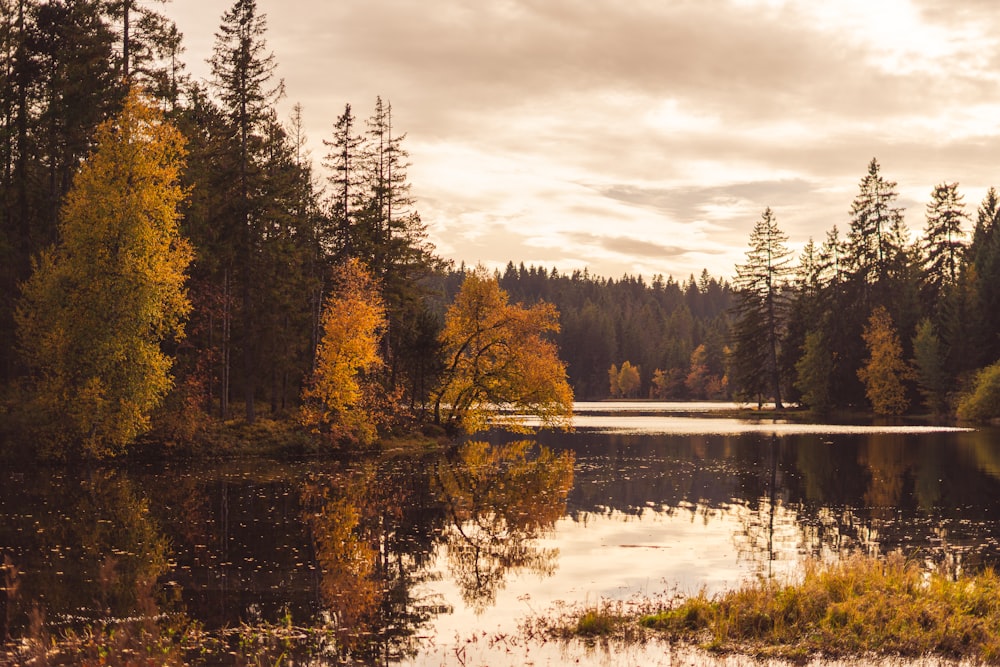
[2,402,999,664]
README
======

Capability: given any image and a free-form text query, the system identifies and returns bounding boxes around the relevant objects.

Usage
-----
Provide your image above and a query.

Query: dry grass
[564,553,1000,663]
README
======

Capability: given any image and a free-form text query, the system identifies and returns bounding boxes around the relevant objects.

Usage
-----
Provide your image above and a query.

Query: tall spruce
[846,158,905,298]
[323,102,363,258]
[731,207,791,408]
[209,0,282,422]
[965,188,1000,368]
[921,182,967,309]
[103,0,184,100]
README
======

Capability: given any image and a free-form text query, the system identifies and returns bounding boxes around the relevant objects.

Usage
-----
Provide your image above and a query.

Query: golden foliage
[857,306,911,415]
[433,440,575,610]
[300,258,387,445]
[433,267,573,433]
[300,470,381,637]
[15,88,192,457]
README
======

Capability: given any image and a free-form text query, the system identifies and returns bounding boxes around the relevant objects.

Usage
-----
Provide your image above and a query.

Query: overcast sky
[169,0,1000,282]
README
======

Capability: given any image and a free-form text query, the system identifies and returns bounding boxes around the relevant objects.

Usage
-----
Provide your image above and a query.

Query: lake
[2,402,998,665]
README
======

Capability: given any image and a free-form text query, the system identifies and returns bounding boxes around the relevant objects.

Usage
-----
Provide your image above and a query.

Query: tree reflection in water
[433,440,575,612]
[1,468,186,662]
[300,453,447,663]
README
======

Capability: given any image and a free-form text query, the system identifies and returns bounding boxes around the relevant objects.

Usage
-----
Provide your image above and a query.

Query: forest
[2,0,1000,460]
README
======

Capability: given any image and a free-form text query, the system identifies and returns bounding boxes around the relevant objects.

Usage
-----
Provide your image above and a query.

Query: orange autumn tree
[16,89,192,458]
[857,305,911,415]
[433,267,573,433]
[301,258,387,445]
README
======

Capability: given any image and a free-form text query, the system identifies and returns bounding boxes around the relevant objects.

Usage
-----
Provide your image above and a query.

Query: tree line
[491,263,733,400]
[5,0,996,459]
[729,158,1000,416]
[0,0,574,457]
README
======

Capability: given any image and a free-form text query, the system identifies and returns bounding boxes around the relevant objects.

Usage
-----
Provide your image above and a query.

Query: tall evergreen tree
[731,207,791,408]
[323,102,363,258]
[209,0,282,422]
[964,188,1000,368]
[846,158,905,297]
[921,181,967,310]
[103,0,184,99]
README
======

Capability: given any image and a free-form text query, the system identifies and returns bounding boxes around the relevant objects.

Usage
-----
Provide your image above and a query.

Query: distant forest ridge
[435,263,732,400]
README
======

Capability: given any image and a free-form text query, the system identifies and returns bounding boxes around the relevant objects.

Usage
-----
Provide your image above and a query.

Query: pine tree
[16,89,191,457]
[323,102,363,257]
[911,318,949,415]
[732,207,791,408]
[795,328,834,413]
[921,182,967,309]
[104,0,184,101]
[847,158,905,294]
[965,188,1000,368]
[780,239,821,404]
[209,0,283,422]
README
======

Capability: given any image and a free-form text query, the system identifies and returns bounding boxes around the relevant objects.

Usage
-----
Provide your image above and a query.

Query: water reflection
[4,419,1000,664]
[299,454,448,662]
[0,468,187,661]
[433,440,574,611]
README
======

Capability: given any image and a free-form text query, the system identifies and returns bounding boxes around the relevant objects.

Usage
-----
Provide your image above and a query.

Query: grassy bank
[562,553,1000,663]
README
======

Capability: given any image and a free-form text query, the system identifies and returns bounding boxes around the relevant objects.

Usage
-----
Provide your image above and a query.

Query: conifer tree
[323,102,364,257]
[965,188,1000,368]
[209,0,282,422]
[795,329,834,413]
[104,0,184,100]
[921,182,967,309]
[911,318,949,415]
[732,207,791,408]
[847,158,905,294]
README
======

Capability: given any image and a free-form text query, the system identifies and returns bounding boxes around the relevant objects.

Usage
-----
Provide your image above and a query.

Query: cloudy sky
[170,0,1000,282]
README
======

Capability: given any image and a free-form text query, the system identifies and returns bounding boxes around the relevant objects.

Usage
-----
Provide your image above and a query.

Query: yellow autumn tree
[300,258,387,445]
[433,267,573,433]
[857,305,911,415]
[617,361,640,397]
[16,89,192,458]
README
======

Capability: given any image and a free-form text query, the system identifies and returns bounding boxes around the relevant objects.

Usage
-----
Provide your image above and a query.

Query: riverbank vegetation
[559,553,1000,664]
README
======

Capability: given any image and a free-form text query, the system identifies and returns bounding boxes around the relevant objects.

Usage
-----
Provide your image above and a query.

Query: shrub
[957,362,1000,421]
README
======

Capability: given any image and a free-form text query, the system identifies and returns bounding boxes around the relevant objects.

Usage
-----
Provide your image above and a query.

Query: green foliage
[956,362,1000,422]
[795,329,833,413]
[921,182,967,303]
[732,208,792,407]
[576,607,619,636]
[15,90,191,458]
[911,318,949,415]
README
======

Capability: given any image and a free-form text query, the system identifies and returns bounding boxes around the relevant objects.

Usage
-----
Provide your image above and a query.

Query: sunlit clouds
[172,0,1000,280]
